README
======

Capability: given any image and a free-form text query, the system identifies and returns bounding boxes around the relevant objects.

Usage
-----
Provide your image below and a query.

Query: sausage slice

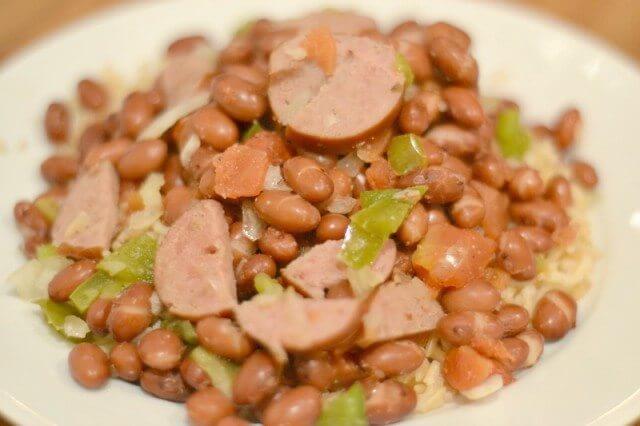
[268,32,404,152]
[281,239,396,298]
[360,278,444,346]
[160,44,215,106]
[235,290,363,363]
[155,200,236,319]
[51,161,119,259]
[277,10,378,36]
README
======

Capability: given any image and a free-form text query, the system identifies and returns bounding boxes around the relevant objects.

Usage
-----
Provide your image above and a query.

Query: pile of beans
[14,11,599,426]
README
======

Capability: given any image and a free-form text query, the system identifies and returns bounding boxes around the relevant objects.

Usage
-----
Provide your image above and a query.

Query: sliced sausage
[269,33,404,152]
[155,200,236,319]
[51,162,119,259]
[277,10,377,36]
[160,44,214,106]
[411,223,496,289]
[235,290,362,363]
[470,180,510,239]
[281,239,396,299]
[360,278,444,346]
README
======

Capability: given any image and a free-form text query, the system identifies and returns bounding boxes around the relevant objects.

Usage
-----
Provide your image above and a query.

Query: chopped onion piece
[242,200,265,242]
[336,152,364,177]
[180,133,202,167]
[139,173,164,210]
[356,128,392,163]
[299,149,337,169]
[62,316,90,339]
[326,196,357,214]
[347,265,384,296]
[460,374,504,400]
[150,292,162,316]
[137,91,210,140]
[8,256,72,301]
[285,46,307,60]
[263,165,292,191]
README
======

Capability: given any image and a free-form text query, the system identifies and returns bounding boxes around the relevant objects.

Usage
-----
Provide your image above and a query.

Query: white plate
[1,0,639,425]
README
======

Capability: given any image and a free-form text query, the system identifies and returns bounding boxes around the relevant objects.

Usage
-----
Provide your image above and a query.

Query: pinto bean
[510,200,569,232]
[117,139,168,180]
[364,379,417,425]
[137,329,184,371]
[229,222,257,264]
[45,102,70,142]
[255,190,321,233]
[397,203,428,247]
[497,229,536,280]
[450,185,485,228]
[398,97,430,135]
[424,22,471,50]
[442,87,485,128]
[283,156,334,203]
[68,343,110,389]
[545,175,573,208]
[40,155,78,184]
[218,416,250,426]
[419,138,445,166]
[294,353,336,391]
[554,108,581,150]
[140,369,189,402]
[83,137,132,168]
[236,254,277,292]
[472,153,510,189]
[190,105,239,150]
[218,35,253,65]
[162,186,194,225]
[501,337,529,371]
[393,39,432,82]
[186,387,235,426]
[162,155,184,192]
[78,122,108,160]
[86,298,112,335]
[437,311,504,346]
[221,64,268,92]
[107,282,154,342]
[508,167,544,201]
[167,35,208,56]
[511,226,554,253]
[496,304,530,337]
[262,386,322,426]
[196,316,254,361]
[316,214,350,242]
[78,78,109,110]
[360,340,424,378]
[211,74,267,122]
[110,342,142,382]
[515,329,544,368]
[426,124,480,158]
[258,226,299,263]
[14,201,48,257]
[398,166,464,204]
[440,280,500,313]
[442,346,496,393]
[571,160,598,189]
[120,92,155,138]
[233,351,280,405]
[180,357,211,390]
[48,259,96,302]
[428,37,478,86]
[532,290,577,341]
